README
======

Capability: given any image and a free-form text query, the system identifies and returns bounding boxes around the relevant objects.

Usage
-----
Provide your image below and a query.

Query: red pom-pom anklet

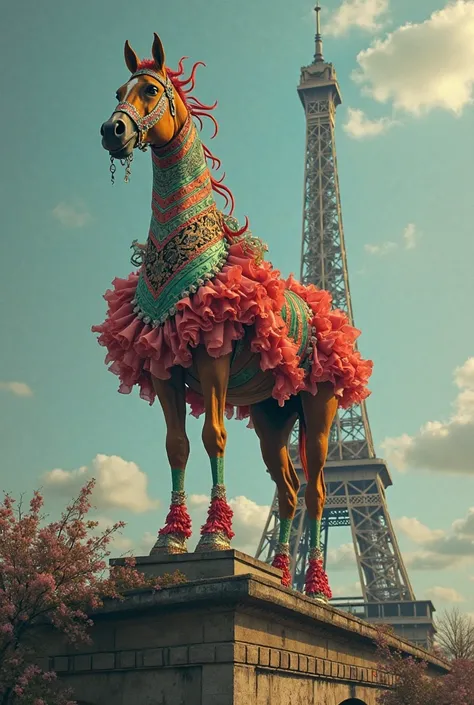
[150,491,192,555]
[272,543,292,587]
[195,485,234,552]
[305,547,332,602]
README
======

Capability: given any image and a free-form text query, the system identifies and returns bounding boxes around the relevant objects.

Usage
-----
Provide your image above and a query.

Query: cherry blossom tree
[0,480,185,705]
[375,626,474,705]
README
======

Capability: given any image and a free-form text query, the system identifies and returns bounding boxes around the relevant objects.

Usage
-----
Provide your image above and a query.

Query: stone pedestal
[41,551,448,705]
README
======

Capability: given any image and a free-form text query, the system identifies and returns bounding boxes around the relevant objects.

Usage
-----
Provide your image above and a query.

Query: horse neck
[149,115,217,241]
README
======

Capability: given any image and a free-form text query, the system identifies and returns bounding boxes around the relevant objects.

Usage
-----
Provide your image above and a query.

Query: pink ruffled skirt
[92,241,373,418]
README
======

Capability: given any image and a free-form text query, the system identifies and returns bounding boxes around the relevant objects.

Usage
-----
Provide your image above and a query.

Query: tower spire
[314,3,324,63]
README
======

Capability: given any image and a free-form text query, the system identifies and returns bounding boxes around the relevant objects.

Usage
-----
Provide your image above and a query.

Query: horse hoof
[306,592,329,604]
[194,531,232,552]
[150,533,188,555]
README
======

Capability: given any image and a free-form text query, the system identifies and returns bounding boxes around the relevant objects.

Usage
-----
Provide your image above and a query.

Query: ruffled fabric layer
[92,241,372,416]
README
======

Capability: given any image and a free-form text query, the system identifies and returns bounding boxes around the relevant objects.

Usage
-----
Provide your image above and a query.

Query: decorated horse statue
[93,34,373,602]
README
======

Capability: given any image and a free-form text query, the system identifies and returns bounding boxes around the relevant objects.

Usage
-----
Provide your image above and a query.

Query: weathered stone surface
[40,552,448,705]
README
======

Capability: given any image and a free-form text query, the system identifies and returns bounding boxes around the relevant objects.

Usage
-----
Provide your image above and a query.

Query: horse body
[94,34,373,601]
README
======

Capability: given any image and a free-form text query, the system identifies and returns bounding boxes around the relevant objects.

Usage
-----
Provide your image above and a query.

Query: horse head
[100,34,187,159]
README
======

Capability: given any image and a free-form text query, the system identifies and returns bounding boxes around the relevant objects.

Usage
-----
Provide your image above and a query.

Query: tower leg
[251,398,299,587]
[194,347,235,552]
[300,383,338,601]
[150,368,192,555]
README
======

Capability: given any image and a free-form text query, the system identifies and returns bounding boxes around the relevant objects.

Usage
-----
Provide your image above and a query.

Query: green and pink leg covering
[195,457,234,551]
[152,469,192,554]
[271,517,293,587]
[304,519,332,601]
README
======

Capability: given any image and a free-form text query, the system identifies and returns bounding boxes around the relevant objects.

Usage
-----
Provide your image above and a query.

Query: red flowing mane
[137,56,246,233]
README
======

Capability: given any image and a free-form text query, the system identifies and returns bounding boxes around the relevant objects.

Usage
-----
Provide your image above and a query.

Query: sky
[1,0,474,619]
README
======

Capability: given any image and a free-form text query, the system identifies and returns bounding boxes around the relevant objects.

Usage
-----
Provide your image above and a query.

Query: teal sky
[1,0,474,617]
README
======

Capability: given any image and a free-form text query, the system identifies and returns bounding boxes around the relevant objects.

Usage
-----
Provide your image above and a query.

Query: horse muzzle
[100,113,138,158]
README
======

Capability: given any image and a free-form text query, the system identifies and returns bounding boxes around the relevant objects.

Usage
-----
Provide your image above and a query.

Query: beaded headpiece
[115,69,176,145]
[110,69,176,183]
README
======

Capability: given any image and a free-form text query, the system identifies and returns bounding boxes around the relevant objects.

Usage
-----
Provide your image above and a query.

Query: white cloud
[52,201,92,228]
[331,581,362,597]
[352,1,474,116]
[326,0,389,37]
[326,542,357,570]
[425,586,465,603]
[452,508,474,538]
[364,223,421,256]
[455,357,474,390]
[403,223,420,249]
[381,358,474,474]
[396,508,474,571]
[404,550,466,571]
[364,241,398,256]
[343,107,396,139]
[43,454,159,513]
[395,517,444,544]
[0,381,33,397]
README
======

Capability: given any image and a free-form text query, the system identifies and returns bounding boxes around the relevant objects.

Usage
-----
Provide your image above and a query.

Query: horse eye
[146,85,159,96]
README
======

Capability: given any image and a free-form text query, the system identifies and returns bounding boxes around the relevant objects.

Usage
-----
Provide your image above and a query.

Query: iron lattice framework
[255,12,416,606]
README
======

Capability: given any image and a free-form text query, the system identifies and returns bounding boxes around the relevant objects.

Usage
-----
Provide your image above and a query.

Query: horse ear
[152,33,166,71]
[124,40,140,74]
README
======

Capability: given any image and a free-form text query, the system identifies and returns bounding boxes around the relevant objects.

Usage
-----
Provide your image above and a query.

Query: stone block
[111,549,281,585]
[299,654,308,672]
[73,654,91,671]
[259,646,270,666]
[203,610,234,643]
[215,642,246,663]
[246,645,259,664]
[202,664,233,705]
[169,646,188,666]
[280,651,290,670]
[307,656,316,674]
[270,648,280,668]
[92,652,115,670]
[143,648,164,667]
[189,643,216,663]
[53,657,69,672]
[289,652,299,670]
[117,650,136,669]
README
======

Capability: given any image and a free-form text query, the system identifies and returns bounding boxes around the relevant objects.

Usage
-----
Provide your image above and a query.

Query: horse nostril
[115,120,126,136]
[100,123,105,136]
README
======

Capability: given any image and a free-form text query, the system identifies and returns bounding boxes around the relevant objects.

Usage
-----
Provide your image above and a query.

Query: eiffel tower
[255,4,435,649]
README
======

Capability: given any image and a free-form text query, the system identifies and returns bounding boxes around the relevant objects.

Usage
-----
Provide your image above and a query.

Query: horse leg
[150,367,192,555]
[300,382,338,602]
[250,397,299,587]
[193,346,234,552]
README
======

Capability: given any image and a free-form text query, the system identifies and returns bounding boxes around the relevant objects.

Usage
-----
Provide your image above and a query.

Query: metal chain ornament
[108,69,176,185]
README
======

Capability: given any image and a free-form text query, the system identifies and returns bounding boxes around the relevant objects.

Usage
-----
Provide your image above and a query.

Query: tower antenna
[314,3,324,63]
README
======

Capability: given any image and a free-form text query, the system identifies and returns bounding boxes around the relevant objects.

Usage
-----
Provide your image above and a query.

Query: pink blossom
[0,481,186,705]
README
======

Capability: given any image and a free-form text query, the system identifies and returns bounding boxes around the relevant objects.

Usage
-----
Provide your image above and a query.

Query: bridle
[109,68,176,184]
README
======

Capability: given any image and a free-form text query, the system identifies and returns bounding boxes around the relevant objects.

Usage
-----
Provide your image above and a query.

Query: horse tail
[298,412,309,482]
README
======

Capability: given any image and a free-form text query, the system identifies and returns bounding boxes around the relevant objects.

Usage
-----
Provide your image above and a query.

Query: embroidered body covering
[93,112,373,414]
[132,115,228,325]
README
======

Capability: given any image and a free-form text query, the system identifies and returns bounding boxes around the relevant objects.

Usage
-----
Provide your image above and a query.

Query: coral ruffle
[92,241,372,416]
